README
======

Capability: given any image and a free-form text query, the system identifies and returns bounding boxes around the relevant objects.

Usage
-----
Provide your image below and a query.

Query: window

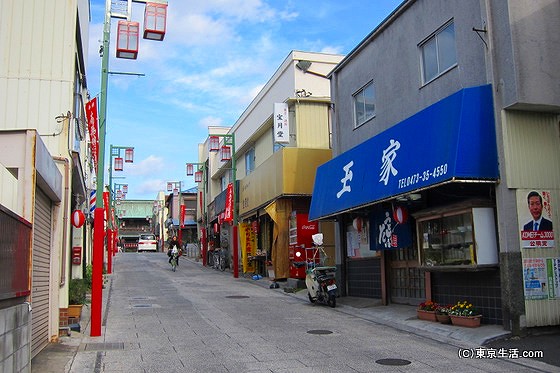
[353,81,375,128]
[420,21,457,84]
[245,148,255,175]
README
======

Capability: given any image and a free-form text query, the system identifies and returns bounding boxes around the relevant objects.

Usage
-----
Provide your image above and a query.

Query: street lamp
[93,0,167,337]
[186,163,207,264]
[208,133,238,278]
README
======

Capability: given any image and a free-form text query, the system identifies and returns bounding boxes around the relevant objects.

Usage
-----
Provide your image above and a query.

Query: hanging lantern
[194,171,203,183]
[114,157,124,171]
[71,210,86,228]
[122,184,128,194]
[209,136,220,152]
[125,148,134,163]
[220,145,231,161]
[167,182,173,191]
[393,206,409,224]
[186,163,194,176]
[143,2,168,41]
[116,190,122,199]
[116,21,140,59]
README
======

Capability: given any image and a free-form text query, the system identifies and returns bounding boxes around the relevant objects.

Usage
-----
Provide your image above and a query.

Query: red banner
[180,205,186,228]
[85,98,99,172]
[103,192,110,223]
[224,183,233,222]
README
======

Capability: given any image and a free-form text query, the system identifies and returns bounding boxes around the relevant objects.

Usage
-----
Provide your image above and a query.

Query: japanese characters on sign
[518,190,555,248]
[273,103,289,144]
[85,98,99,172]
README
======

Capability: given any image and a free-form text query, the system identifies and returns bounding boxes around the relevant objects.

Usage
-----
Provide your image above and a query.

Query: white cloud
[127,155,165,176]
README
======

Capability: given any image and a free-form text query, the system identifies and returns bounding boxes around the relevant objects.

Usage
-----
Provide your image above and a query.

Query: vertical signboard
[273,103,289,144]
[85,98,99,171]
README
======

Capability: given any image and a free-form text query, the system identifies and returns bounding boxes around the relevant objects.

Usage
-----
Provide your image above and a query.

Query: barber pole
[89,190,96,216]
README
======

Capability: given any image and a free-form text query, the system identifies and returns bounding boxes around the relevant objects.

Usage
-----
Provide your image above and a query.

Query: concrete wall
[0,304,31,373]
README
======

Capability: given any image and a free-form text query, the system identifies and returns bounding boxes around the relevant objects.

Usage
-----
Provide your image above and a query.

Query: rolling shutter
[31,188,53,358]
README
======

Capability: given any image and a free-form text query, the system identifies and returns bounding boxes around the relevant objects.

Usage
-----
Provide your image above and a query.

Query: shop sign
[224,183,233,222]
[239,223,256,273]
[370,206,412,250]
[309,85,498,221]
[273,103,289,144]
[85,98,99,172]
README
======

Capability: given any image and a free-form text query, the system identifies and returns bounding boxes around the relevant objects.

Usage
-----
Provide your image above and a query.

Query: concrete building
[197,51,343,279]
[309,0,559,333]
[0,0,92,370]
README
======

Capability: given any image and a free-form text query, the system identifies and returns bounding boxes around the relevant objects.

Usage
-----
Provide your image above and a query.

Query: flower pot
[68,304,83,319]
[436,314,451,324]
[450,315,481,327]
[417,309,437,322]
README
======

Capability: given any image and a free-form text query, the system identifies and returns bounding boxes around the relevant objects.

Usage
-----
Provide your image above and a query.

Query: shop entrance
[387,246,424,305]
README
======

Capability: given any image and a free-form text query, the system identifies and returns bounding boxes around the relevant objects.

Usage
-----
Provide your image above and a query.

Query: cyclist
[168,235,181,266]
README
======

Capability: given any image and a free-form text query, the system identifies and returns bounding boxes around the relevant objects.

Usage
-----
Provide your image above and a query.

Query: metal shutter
[31,188,53,358]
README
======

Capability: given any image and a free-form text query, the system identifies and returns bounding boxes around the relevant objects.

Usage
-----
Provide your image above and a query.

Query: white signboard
[273,103,289,144]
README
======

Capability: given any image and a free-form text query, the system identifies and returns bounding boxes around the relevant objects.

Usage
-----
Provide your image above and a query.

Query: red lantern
[194,171,203,183]
[116,21,140,59]
[220,145,231,161]
[143,2,167,41]
[186,163,194,176]
[114,157,124,171]
[125,148,134,163]
[393,206,408,224]
[209,136,220,152]
[71,210,86,228]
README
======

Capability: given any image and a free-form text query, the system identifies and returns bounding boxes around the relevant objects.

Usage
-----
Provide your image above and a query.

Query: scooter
[305,233,337,308]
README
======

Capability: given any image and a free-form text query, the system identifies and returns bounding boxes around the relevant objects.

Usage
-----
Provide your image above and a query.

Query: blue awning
[309,84,499,221]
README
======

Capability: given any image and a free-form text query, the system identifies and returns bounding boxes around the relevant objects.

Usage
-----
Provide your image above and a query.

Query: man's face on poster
[528,196,543,221]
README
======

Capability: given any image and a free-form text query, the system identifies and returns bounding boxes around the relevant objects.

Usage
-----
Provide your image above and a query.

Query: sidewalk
[32,256,559,371]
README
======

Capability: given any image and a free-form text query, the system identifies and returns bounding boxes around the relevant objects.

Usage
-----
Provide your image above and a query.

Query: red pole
[107,229,113,274]
[91,207,104,337]
[233,225,238,278]
[201,228,207,266]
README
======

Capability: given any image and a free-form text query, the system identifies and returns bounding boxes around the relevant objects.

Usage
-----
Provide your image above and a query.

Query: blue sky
[87,0,403,200]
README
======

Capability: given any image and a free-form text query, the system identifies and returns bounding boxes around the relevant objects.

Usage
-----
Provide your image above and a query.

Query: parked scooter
[305,233,337,308]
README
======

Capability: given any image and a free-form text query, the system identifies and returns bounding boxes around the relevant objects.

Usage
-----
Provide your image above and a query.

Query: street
[43,253,552,372]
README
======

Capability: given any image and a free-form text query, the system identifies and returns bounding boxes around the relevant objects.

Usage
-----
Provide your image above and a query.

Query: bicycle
[170,253,178,272]
[212,248,228,271]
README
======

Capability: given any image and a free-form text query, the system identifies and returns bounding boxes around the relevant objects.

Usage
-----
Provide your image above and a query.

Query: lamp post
[186,162,207,265]
[107,145,133,274]
[167,181,183,246]
[208,133,238,278]
[92,0,167,337]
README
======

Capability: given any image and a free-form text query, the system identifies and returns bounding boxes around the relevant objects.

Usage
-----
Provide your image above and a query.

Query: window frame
[352,80,376,128]
[245,147,255,175]
[419,20,457,85]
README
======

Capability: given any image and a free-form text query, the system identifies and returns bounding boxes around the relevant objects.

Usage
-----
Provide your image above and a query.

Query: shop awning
[309,84,499,221]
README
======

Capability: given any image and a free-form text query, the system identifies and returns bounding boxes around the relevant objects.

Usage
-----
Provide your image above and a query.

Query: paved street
[33,253,556,372]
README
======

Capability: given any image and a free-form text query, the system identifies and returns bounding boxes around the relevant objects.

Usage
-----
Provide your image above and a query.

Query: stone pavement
[31,255,560,372]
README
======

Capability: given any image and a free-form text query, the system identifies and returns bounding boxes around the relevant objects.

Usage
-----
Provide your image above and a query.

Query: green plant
[449,300,479,317]
[84,265,93,289]
[417,300,438,311]
[68,278,89,305]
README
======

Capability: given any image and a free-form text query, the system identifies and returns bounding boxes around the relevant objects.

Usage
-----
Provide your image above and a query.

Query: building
[0,0,92,369]
[164,187,198,246]
[116,199,160,251]
[309,0,560,333]
[197,51,343,279]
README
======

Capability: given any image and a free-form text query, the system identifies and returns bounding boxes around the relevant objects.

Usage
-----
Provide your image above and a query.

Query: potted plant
[435,304,452,324]
[68,278,89,319]
[417,300,438,321]
[448,300,482,327]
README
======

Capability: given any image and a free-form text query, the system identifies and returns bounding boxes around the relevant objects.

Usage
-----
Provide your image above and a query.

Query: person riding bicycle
[168,236,181,266]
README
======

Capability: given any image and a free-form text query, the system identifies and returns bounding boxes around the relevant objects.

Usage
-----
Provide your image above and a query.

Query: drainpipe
[52,156,70,287]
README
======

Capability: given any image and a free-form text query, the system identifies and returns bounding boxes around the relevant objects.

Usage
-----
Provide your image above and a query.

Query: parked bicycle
[212,248,228,271]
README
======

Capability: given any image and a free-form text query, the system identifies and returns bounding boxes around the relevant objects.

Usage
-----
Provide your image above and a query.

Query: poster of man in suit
[519,190,554,248]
